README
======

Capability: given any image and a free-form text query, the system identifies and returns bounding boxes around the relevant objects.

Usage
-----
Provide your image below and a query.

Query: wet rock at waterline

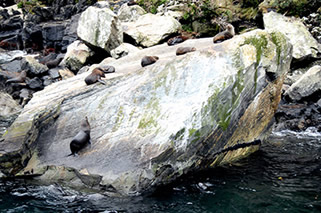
[77,5,123,53]
[0,29,292,196]
[264,11,320,60]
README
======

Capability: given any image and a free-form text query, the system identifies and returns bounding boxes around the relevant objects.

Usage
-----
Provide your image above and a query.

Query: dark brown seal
[127,0,137,6]
[85,68,106,85]
[167,35,189,46]
[213,24,235,43]
[68,116,91,156]
[6,70,27,84]
[141,56,159,67]
[176,47,196,56]
[46,57,63,69]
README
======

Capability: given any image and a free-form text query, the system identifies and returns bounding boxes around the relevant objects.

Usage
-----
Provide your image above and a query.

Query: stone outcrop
[284,65,321,101]
[77,6,123,53]
[264,11,320,60]
[0,91,21,137]
[123,13,181,47]
[0,29,292,196]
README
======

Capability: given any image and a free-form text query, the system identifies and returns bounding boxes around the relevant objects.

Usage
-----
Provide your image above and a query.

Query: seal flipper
[98,79,106,85]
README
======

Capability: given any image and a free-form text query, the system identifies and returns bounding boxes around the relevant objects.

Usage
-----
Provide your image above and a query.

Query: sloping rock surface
[0,29,292,196]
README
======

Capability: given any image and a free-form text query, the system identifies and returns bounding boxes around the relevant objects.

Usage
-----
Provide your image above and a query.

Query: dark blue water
[1,128,321,212]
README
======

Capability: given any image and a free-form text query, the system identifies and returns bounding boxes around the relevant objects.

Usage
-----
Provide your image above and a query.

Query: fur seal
[213,24,235,43]
[167,35,189,46]
[85,68,106,85]
[100,65,116,73]
[68,116,91,156]
[141,56,159,67]
[46,57,63,69]
[176,47,196,56]
[127,0,137,6]
[6,70,27,84]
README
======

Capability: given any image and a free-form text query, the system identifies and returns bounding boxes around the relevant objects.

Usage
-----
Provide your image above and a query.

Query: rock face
[0,29,292,196]
[285,65,321,101]
[0,91,21,137]
[123,13,181,47]
[77,6,123,52]
[264,11,319,60]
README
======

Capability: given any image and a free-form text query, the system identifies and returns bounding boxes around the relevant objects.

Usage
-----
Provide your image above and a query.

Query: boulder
[21,56,49,75]
[77,5,123,53]
[26,77,43,90]
[58,67,75,79]
[0,91,21,137]
[61,40,94,73]
[284,65,321,101]
[123,13,181,47]
[0,29,292,196]
[264,11,320,60]
[110,43,140,59]
[117,4,146,22]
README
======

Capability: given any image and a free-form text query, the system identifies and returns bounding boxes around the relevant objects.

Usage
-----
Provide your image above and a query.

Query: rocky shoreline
[0,0,320,196]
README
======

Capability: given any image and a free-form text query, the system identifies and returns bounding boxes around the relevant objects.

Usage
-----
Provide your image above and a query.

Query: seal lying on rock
[45,57,63,69]
[100,65,116,74]
[141,56,159,67]
[68,116,91,156]
[127,0,137,6]
[176,47,196,56]
[213,24,235,43]
[167,35,189,46]
[85,68,106,85]
[6,70,27,84]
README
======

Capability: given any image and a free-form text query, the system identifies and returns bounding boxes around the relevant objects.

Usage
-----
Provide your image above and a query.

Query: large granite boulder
[77,5,123,53]
[117,4,146,22]
[0,29,292,196]
[264,11,320,60]
[123,13,181,47]
[284,65,321,101]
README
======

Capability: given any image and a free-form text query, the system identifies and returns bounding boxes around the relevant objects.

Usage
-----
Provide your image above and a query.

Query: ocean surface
[1,128,321,212]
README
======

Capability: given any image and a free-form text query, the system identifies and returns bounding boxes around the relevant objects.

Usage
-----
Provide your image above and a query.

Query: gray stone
[48,68,61,79]
[123,13,181,47]
[61,40,93,73]
[0,91,21,137]
[77,6,123,53]
[21,56,49,75]
[264,11,320,60]
[27,77,43,89]
[117,4,146,22]
[284,65,321,101]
